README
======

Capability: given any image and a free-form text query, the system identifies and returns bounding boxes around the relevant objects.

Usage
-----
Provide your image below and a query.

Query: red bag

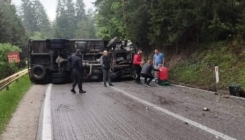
[158,67,168,81]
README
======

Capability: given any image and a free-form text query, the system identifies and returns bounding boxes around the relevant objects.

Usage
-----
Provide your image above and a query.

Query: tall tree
[75,0,86,22]
[54,0,76,38]
[0,0,28,56]
[33,0,52,38]
[95,0,151,49]
[95,0,245,52]
[20,0,51,38]
[20,0,39,35]
[76,8,97,39]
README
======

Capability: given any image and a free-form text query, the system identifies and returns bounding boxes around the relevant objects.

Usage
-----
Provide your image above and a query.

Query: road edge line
[140,78,245,100]
[111,86,237,140]
[42,84,52,140]
[172,84,245,101]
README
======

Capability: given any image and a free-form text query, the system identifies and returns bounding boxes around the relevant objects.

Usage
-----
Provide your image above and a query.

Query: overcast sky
[11,0,95,21]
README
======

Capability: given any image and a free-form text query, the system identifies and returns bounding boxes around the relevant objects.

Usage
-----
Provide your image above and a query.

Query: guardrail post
[6,85,9,90]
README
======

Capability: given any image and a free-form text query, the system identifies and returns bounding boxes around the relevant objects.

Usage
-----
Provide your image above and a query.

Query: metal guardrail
[0,69,28,91]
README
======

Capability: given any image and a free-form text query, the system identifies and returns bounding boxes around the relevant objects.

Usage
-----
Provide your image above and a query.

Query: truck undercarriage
[28,38,136,84]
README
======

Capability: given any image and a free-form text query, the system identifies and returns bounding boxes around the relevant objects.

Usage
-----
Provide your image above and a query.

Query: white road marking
[111,86,237,140]
[172,84,245,101]
[42,84,53,140]
[172,84,215,94]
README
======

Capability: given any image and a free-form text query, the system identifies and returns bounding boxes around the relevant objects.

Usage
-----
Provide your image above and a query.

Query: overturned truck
[28,38,136,84]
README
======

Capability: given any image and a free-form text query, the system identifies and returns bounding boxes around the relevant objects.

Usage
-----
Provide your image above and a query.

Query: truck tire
[31,65,46,80]
[50,44,67,50]
[107,37,119,48]
[131,69,137,80]
[52,73,68,78]
[52,78,67,84]
[51,39,67,44]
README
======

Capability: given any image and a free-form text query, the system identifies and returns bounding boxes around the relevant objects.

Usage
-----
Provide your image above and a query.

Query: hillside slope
[166,40,245,90]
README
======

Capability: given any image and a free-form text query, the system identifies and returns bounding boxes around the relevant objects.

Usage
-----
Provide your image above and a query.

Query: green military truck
[28,38,136,84]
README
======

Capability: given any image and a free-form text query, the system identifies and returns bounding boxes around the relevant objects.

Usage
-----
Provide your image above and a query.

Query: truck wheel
[107,37,119,48]
[51,44,66,50]
[31,65,46,80]
[131,70,137,80]
[52,73,68,78]
[51,39,67,44]
[52,78,67,84]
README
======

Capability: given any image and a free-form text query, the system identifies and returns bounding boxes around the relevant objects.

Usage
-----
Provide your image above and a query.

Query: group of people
[67,49,114,94]
[133,49,164,87]
[68,48,164,94]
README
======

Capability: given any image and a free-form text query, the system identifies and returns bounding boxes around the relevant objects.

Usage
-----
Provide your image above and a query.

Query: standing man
[133,49,144,84]
[68,49,86,94]
[100,50,114,87]
[153,49,164,79]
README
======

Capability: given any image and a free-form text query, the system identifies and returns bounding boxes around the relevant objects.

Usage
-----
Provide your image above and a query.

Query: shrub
[0,43,22,80]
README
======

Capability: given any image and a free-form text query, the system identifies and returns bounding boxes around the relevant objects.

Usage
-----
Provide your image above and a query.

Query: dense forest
[95,0,245,51]
[20,0,97,39]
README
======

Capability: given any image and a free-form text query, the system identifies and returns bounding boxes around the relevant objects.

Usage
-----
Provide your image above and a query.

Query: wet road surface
[47,81,245,140]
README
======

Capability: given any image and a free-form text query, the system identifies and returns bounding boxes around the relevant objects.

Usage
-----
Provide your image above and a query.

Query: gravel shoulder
[0,85,46,140]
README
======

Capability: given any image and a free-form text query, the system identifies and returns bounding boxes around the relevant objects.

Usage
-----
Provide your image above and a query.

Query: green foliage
[76,9,97,39]
[30,31,45,40]
[54,0,76,38]
[95,0,151,48]
[20,0,52,38]
[95,0,245,51]
[0,0,27,49]
[170,41,245,89]
[0,75,31,135]
[0,43,22,80]
[54,0,97,39]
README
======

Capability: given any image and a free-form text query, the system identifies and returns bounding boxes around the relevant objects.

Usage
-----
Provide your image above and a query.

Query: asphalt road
[40,80,245,140]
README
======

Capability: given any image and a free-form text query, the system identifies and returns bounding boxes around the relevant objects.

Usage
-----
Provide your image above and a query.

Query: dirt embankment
[159,40,245,92]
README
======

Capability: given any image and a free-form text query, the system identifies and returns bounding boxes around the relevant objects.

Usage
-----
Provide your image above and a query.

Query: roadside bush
[0,43,22,80]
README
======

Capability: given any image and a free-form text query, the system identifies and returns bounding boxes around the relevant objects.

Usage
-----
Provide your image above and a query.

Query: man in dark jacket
[68,49,86,94]
[140,60,159,87]
[100,50,114,87]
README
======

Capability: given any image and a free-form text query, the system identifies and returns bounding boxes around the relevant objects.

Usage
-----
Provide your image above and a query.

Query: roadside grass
[0,75,31,135]
[169,41,245,89]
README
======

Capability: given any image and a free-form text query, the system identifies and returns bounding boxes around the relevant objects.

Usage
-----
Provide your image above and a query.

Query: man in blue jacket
[153,49,164,79]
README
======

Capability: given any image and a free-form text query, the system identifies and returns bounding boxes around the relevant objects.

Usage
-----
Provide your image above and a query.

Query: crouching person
[140,60,159,87]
